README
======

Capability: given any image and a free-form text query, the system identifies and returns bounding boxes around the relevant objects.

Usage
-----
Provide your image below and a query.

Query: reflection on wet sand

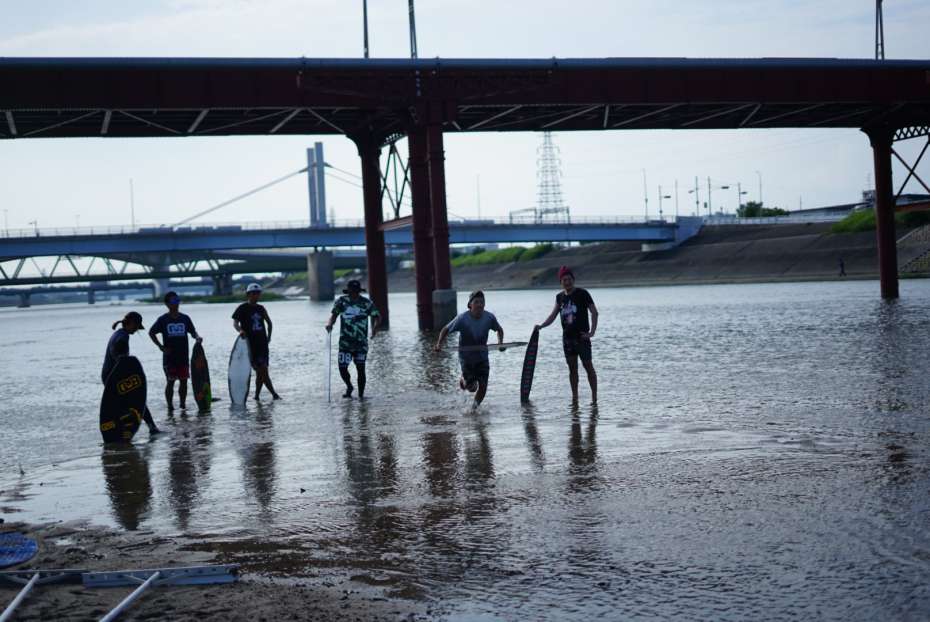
[341,403,403,554]
[568,405,599,491]
[231,403,277,517]
[521,403,546,471]
[164,411,214,531]
[101,444,153,531]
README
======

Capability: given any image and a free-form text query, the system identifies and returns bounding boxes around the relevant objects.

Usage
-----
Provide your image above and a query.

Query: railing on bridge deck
[0,216,673,239]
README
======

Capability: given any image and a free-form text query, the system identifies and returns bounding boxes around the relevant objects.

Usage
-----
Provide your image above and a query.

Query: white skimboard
[227,337,252,405]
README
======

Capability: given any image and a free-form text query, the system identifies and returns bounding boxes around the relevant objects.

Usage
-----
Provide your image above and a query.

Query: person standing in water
[232,283,281,401]
[102,311,161,434]
[434,290,504,406]
[325,279,381,399]
[148,291,202,411]
[535,266,598,404]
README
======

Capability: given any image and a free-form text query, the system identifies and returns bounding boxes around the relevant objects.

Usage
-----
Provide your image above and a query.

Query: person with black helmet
[325,279,381,399]
[102,311,161,434]
[232,282,281,400]
[148,291,202,411]
[434,290,504,406]
[535,266,598,404]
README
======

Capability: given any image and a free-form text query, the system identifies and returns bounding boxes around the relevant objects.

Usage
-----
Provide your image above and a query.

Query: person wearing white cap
[232,282,281,400]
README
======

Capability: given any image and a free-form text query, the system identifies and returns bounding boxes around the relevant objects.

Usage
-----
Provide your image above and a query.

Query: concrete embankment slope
[387,223,921,292]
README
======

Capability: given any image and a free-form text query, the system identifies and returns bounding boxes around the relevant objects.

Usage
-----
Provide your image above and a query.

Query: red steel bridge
[2,57,929,328]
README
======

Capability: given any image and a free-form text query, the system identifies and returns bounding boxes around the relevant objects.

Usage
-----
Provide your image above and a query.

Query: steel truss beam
[892,136,930,198]
[895,126,930,142]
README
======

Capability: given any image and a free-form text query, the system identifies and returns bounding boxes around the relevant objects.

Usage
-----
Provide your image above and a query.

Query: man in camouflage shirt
[325,279,381,399]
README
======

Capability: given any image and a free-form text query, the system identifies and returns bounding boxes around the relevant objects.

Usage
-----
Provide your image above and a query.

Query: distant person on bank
[535,266,598,404]
[232,283,281,401]
[102,311,161,434]
[325,279,381,399]
[148,291,202,411]
[434,290,505,406]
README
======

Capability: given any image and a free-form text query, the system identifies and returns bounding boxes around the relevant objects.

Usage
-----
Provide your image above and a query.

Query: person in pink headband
[534,266,598,404]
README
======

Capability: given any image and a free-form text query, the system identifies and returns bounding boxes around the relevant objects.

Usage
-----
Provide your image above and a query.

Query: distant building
[791,191,930,218]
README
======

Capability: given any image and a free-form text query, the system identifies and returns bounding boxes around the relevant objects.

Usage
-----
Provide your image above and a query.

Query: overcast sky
[1,0,928,231]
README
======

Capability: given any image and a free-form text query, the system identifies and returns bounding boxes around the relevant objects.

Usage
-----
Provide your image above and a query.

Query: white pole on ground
[99,571,161,622]
[326,330,332,402]
[0,572,40,622]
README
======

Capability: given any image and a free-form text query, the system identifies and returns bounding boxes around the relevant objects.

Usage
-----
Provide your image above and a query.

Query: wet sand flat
[3,283,930,620]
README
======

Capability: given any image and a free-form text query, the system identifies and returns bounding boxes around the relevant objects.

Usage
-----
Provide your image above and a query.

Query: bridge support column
[88,289,96,305]
[212,274,233,296]
[866,127,899,299]
[307,250,335,301]
[356,136,390,329]
[409,126,436,329]
[18,292,30,308]
[427,125,456,328]
[152,263,171,300]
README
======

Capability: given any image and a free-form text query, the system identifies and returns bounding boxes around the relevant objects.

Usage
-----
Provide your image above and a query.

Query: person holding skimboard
[232,283,281,401]
[434,290,504,406]
[148,291,202,411]
[535,266,598,404]
[102,311,160,435]
[325,279,381,399]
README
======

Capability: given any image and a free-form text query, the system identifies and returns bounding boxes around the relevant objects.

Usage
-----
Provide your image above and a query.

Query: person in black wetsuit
[535,266,599,404]
[102,311,161,434]
[232,283,281,401]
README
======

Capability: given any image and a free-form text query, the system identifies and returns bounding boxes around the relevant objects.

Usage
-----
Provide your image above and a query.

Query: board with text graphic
[100,356,146,443]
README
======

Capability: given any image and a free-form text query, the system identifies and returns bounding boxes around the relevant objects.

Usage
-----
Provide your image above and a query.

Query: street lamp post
[642,169,649,221]
[658,186,672,221]
[362,0,370,59]
[755,170,763,205]
[688,177,700,216]
[735,183,748,216]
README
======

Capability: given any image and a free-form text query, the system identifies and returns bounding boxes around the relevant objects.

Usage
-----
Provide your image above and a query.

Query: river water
[2,281,930,620]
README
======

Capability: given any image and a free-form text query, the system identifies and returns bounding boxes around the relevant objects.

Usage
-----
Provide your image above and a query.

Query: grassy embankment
[831,208,930,233]
[450,244,555,267]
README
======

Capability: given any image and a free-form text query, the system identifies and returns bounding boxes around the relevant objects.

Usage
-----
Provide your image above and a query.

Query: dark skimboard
[100,356,147,443]
[190,342,213,412]
[520,328,540,404]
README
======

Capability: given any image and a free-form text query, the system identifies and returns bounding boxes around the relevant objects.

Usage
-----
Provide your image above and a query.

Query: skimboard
[100,356,147,443]
[190,342,212,412]
[457,341,528,352]
[227,336,252,405]
[520,328,540,404]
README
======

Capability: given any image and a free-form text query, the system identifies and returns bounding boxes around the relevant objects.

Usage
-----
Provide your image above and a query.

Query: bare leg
[261,366,280,399]
[165,379,175,411]
[582,359,597,404]
[339,365,353,397]
[474,378,488,406]
[142,406,161,434]
[179,379,188,409]
[566,355,580,404]
[356,363,366,398]
[254,369,263,400]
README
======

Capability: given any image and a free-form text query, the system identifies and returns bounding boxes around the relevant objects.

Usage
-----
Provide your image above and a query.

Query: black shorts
[248,337,269,369]
[338,350,367,366]
[562,336,592,363]
[461,360,490,386]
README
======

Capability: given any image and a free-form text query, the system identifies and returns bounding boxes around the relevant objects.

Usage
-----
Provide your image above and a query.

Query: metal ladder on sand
[0,564,239,621]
